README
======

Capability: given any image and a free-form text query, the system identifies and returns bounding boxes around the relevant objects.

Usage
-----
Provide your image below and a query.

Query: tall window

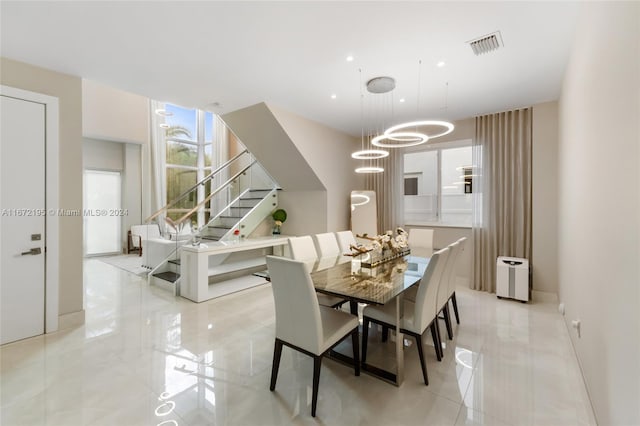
[163,104,215,225]
[404,141,473,226]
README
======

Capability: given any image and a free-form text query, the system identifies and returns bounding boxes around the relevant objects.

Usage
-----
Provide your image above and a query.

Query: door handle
[21,247,42,256]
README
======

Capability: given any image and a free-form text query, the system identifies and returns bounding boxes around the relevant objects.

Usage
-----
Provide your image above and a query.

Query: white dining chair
[312,232,341,258]
[288,235,318,270]
[267,256,360,417]
[408,228,434,257]
[436,241,461,341]
[361,247,451,385]
[288,236,346,309]
[334,230,357,255]
[447,237,467,325]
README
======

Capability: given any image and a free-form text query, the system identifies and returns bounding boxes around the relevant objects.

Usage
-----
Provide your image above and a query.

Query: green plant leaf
[272,209,287,222]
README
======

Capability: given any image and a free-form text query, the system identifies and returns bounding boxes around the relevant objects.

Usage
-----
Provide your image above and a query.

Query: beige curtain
[365,148,404,233]
[472,108,532,292]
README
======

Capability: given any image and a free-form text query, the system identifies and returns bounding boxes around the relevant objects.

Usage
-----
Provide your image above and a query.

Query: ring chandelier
[371,131,429,148]
[355,166,384,174]
[384,120,455,142]
[351,149,389,160]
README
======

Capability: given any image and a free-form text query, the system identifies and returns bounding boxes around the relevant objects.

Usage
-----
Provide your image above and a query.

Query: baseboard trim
[57,310,85,330]
[532,290,558,303]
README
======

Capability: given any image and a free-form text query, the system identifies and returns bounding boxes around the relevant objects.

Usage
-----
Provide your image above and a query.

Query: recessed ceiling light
[437,61,446,68]
[159,123,170,128]
[346,55,354,62]
[399,98,405,103]
[331,94,337,99]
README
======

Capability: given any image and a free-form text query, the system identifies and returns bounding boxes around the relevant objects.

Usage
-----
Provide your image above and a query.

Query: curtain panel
[364,147,404,233]
[472,108,532,292]
[149,100,167,232]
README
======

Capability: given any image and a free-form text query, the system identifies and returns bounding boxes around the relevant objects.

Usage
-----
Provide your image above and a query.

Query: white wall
[532,102,559,295]
[268,104,363,231]
[83,138,142,251]
[558,3,639,424]
[82,79,149,145]
[1,57,84,323]
[223,102,364,233]
[83,138,123,171]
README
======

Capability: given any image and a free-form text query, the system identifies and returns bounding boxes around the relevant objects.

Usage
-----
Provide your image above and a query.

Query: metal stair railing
[145,148,249,224]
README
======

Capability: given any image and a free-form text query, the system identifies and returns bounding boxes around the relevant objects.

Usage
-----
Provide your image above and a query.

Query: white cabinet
[180,236,289,302]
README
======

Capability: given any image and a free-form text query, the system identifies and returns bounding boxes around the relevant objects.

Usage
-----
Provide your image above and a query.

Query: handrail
[174,160,257,226]
[145,149,249,223]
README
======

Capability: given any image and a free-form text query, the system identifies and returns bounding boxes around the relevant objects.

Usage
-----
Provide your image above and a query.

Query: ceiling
[0,1,580,137]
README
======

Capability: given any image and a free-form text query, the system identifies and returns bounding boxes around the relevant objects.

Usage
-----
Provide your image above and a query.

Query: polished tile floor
[0,259,596,426]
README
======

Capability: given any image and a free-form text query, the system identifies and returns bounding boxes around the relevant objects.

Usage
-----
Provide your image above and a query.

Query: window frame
[164,105,216,228]
[403,138,473,228]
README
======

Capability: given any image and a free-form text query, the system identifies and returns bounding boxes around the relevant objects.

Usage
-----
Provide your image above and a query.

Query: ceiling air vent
[468,31,503,55]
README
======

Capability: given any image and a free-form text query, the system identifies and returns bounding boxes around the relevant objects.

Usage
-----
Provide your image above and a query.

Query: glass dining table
[309,254,430,386]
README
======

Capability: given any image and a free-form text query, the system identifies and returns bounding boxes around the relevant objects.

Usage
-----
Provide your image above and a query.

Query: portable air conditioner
[496,256,530,302]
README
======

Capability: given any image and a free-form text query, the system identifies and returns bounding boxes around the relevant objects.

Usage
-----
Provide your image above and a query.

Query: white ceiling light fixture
[384,120,454,140]
[351,69,388,173]
[382,60,455,146]
[355,166,384,174]
[371,131,429,148]
[351,149,389,160]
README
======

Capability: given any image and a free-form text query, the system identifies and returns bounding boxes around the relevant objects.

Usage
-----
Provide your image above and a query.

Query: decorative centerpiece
[272,209,287,235]
[350,227,411,268]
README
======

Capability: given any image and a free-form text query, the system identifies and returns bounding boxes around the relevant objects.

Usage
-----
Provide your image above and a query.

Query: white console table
[180,236,289,303]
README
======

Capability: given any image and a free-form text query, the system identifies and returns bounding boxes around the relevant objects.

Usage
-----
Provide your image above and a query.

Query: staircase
[143,146,279,294]
[202,189,275,241]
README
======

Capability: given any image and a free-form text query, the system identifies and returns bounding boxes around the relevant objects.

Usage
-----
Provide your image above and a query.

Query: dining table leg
[395,295,404,386]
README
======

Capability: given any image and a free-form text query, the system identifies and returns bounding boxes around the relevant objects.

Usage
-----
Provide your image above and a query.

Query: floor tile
[0,259,597,426]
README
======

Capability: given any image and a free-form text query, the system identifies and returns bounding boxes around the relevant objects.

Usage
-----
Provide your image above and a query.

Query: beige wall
[223,102,364,233]
[1,57,84,318]
[558,2,639,424]
[83,138,124,171]
[83,138,142,251]
[532,102,559,295]
[82,79,149,145]
[268,104,364,231]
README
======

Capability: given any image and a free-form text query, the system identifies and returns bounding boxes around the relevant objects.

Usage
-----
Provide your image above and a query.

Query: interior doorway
[1,86,59,344]
[83,170,122,256]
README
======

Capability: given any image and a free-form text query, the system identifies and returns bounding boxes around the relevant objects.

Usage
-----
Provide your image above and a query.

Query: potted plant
[272,209,287,235]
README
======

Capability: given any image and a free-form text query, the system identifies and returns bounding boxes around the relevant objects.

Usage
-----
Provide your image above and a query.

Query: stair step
[208,225,232,230]
[202,236,220,241]
[220,215,242,219]
[168,259,181,266]
[153,271,180,283]
[239,197,263,200]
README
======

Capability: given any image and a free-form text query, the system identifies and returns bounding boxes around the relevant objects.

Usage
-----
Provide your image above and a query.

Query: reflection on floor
[0,259,596,426]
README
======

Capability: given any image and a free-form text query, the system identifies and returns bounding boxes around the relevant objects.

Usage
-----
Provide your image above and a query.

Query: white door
[1,95,46,345]
[83,170,122,255]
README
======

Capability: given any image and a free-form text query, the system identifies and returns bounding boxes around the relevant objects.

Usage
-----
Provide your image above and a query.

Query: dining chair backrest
[267,256,323,355]
[335,230,357,255]
[288,236,318,261]
[313,232,341,258]
[437,241,461,309]
[409,228,434,257]
[447,237,467,298]
[413,247,450,334]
